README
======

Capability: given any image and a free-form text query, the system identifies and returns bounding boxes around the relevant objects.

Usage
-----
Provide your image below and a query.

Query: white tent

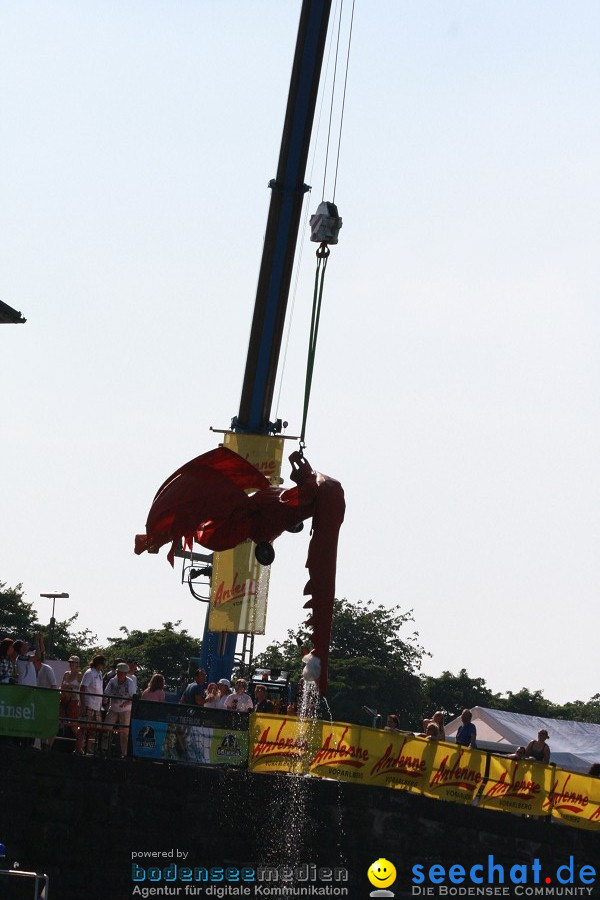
[445,706,600,774]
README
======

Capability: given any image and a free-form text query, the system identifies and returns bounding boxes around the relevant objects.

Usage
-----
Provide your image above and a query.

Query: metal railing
[0,868,49,899]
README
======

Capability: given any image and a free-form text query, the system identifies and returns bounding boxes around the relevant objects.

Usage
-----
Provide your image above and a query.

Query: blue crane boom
[199,0,332,683]
[236,0,332,435]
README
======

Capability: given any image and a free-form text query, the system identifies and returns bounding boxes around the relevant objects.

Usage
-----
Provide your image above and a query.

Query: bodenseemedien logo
[368,858,396,897]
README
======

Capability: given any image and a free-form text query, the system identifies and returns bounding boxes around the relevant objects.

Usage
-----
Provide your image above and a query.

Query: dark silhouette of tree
[254,598,428,727]
[97,621,201,691]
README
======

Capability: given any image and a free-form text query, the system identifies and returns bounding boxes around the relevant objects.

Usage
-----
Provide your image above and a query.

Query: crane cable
[300,0,356,450]
[274,0,342,424]
[300,242,329,449]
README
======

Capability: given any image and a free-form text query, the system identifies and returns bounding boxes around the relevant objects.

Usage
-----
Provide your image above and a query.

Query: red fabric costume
[135,447,345,693]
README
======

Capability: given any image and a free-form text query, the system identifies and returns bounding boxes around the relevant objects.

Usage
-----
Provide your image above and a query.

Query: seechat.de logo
[412,854,596,891]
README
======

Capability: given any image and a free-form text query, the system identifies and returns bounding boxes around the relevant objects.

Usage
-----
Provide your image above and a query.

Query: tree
[496,687,558,718]
[0,581,97,660]
[0,581,39,637]
[98,621,201,690]
[421,668,498,719]
[40,614,98,663]
[552,694,600,724]
[254,598,428,728]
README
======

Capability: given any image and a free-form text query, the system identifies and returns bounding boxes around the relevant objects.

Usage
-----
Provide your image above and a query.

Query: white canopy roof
[445,706,600,774]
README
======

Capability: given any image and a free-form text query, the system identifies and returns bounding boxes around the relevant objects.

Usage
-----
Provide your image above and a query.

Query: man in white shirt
[13,640,37,686]
[76,655,106,755]
[33,654,57,690]
[224,678,254,712]
[32,653,58,749]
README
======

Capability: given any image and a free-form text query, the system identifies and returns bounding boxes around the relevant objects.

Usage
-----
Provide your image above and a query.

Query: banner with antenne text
[545,769,600,830]
[208,433,285,634]
[479,755,550,817]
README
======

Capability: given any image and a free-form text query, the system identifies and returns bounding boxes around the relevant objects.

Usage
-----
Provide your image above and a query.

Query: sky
[1,0,599,706]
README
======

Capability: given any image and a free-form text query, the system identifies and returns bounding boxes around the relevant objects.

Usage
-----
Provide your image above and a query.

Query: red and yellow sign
[208,433,284,634]
[249,713,319,776]
[367,732,431,793]
[309,722,371,784]
[421,743,487,805]
[247,714,600,832]
[546,769,600,831]
[480,756,549,817]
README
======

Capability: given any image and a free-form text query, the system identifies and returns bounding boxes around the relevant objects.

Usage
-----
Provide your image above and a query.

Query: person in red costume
[135,447,344,694]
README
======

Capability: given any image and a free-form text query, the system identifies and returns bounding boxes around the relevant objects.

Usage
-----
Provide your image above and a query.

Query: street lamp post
[39,592,69,658]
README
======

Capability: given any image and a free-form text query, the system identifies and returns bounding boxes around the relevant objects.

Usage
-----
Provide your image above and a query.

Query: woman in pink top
[142,673,166,702]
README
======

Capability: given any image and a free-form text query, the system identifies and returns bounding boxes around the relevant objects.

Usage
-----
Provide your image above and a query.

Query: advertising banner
[130,699,248,767]
[480,756,549,816]
[0,684,59,739]
[366,731,431,793]
[249,713,320,775]
[545,769,600,831]
[208,433,285,634]
[421,743,487,805]
[309,721,372,784]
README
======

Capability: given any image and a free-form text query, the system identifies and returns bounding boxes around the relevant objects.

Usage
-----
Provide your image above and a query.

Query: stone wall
[1,745,598,899]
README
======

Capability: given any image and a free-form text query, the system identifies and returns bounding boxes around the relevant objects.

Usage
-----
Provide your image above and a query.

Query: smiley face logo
[367,858,397,889]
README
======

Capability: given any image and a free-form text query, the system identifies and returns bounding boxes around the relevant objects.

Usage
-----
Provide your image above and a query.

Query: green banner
[0,685,59,738]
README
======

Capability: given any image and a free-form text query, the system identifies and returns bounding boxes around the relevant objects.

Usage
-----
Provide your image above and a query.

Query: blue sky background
[1,1,599,705]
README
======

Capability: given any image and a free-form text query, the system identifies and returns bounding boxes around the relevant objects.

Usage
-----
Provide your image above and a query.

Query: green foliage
[97,621,201,691]
[421,668,498,719]
[5,578,599,727]
[254,598,428,727]
[0,581,97,660]
[495,687,558,718]
[0,581,39,637]
[556,694,600,723]
[39,615,99,662]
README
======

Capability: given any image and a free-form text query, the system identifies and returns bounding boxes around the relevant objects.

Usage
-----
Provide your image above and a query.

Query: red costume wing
[134,446,270,564]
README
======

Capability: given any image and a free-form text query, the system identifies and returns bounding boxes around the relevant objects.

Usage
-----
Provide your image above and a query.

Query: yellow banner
[249,713,319,776]
[309,722,372,784]
[421,743,487,805]
[366,732,431,793]
[480,756,549,817]
[247,715,600,832]
[208,433,284,634]
[545,769,600,831]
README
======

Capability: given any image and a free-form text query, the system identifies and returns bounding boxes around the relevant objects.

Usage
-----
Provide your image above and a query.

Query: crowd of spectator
[3,642,599,776]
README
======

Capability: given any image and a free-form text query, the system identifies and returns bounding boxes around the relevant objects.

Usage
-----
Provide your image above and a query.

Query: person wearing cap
[103,658,125,690]
[216,678,232,708]
[525,729,550,764]
[60,656,82,740]
[104,662,135,756]
[224,678,253,712]
[179,669,207,706]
